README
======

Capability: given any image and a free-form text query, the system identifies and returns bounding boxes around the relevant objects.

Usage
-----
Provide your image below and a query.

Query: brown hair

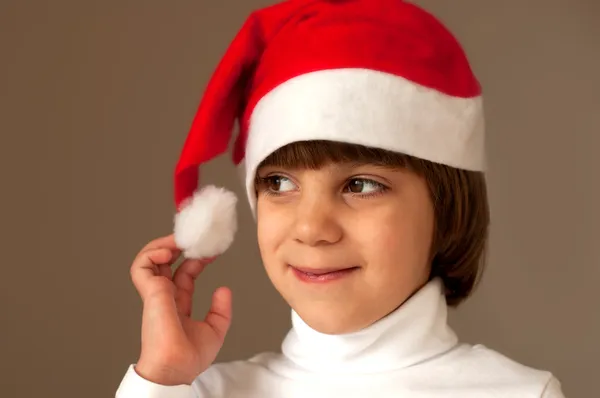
[254,140,490,307]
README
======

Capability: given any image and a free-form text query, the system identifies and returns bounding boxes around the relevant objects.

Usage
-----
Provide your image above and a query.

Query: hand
[129,234,232,386]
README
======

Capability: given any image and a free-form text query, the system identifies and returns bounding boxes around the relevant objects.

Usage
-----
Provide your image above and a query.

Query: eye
[345,178,385,195]
[263,175,297,193]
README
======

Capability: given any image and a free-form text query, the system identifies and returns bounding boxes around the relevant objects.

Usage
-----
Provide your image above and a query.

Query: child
[116,0,565,397]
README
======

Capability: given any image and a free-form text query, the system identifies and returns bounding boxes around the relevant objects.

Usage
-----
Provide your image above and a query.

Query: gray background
[1,0,598,397]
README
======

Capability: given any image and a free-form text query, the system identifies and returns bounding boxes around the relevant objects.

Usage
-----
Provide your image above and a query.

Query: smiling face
[254,141,436,334]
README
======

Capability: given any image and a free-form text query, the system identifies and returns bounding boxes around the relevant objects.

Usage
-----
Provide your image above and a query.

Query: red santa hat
[173,0,485,259]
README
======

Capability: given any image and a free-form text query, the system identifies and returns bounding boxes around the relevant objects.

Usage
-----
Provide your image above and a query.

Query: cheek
[256,199,289,257]
[359,199,434,273]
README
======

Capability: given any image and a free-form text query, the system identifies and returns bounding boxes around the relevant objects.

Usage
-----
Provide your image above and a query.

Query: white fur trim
[173,185,238,259]
[242,68,485,213]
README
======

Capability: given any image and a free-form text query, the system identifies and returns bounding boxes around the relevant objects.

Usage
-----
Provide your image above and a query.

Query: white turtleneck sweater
[116,279,565,397]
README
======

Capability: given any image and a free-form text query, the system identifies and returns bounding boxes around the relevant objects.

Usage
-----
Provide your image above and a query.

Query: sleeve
[541,376,566,398]
[115,364,197,398]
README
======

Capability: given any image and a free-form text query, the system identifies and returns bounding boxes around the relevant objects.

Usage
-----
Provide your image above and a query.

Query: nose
[291,193,343,246]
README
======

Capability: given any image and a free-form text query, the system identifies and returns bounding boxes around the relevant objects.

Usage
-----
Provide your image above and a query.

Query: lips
[289,265,360,283]
[292,266,356,275]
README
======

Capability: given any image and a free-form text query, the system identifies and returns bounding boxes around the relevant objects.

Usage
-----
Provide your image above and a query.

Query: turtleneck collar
[280,278,458,374]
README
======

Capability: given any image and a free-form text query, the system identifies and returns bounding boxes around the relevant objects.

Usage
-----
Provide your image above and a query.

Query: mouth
[289,265,360,283]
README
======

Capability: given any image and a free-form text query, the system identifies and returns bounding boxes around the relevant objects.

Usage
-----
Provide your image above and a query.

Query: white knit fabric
[242,68,486,213]
[116,279,564,398]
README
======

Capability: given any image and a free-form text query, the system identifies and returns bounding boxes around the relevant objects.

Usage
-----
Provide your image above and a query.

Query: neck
[281,278,458,374]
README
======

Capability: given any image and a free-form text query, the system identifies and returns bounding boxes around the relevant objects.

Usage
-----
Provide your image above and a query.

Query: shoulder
[434,343,565,397]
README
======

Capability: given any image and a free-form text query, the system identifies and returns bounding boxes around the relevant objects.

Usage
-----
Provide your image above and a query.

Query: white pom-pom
[173,185,238,259]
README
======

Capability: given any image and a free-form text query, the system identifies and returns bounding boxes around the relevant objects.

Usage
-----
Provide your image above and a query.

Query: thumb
[203,287,233,341]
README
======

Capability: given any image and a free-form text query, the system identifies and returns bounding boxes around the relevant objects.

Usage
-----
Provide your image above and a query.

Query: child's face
[255,161,434,334]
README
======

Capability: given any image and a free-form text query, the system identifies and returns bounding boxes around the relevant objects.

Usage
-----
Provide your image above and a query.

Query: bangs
[255,140,412,171]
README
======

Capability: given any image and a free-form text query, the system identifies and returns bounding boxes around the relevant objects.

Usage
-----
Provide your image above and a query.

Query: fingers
[139,234,179,254]
[172,257,214,317]
[131,246,180,301]
[204,287,232,340]
[157,264,172,279]
[131,234,221,318]
[137,236,182,265]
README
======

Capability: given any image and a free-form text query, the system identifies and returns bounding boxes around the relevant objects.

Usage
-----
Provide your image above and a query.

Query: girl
[116,0,564,397]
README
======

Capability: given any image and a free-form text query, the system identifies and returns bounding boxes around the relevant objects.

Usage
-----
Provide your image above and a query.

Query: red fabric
[174,0,480,209]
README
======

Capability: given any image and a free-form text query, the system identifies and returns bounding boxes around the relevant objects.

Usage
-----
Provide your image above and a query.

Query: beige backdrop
[1,0,598,397]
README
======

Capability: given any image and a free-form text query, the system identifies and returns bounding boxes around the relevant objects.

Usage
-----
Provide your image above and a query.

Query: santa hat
[173,0,485,259]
